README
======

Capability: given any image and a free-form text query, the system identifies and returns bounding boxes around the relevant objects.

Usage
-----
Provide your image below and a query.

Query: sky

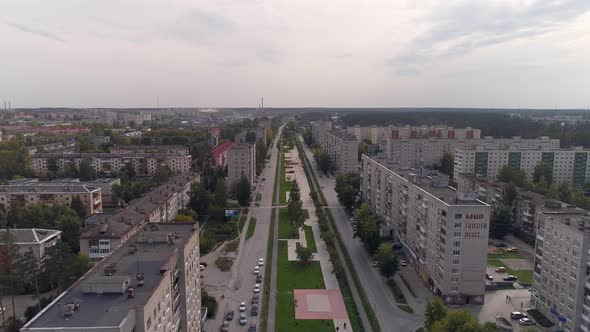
[1,0,590,109]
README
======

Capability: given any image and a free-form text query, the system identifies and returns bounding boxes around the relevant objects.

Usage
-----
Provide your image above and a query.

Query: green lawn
[276,241,334,332]
[304,226,317,253]
[487,259,533,283]
[488,249,524,259]
[246,217,257,240]
[260,209,275,332]
[278,208,298,239]
[256,192,263,203]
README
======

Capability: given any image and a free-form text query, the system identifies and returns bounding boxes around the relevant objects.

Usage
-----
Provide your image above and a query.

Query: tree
[490,203,513,239]
[245,132,257,143]
[17,251,41,310]
[295,244,313,265]
[313,148,331,174]
[497,165,527,187]
[558,181,573,203]
[70,196,87,219]
[56,212,82,252]
[353,203,381,253]
[335,173,361,213]
[236,175,252,207]
[431,310,480,332]
[214,178,228,207]
[0,231,21,323]
[425,298,447,330]
[438,152,454,177]
[501,182,517,207]
[47,157,58,173]
[122,162,136,180]
[42,242,73,294]
[189,183,212,215]
[533,160,552,185]
[78,159,95,181]
[373,243,398,279]
[287,180,305,233]
[63,162,79,178]
[154,166,173,183]
[303,128,313,146]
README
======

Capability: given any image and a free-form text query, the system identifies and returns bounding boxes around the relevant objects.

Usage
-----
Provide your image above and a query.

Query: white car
[253,283,261,293]
[239,312,248,325]
[400,260,408,267]
[519,317,535,326]
[239,302,246,312]
[258,258,264,266]
[254,266,260,275]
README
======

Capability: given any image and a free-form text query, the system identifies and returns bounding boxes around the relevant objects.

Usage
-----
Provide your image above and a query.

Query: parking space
[467,288,538,331]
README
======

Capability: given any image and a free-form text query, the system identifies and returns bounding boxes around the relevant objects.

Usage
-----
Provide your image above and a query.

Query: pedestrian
[344,323,347,329]
[336,327,339,332]
[221,294,224,300]
[505,294,508,302]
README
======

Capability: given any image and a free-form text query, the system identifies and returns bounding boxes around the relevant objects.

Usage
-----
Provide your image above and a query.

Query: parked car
[519,317,535,326]
[486,274,494,281]
[258,258,264,266]
[239,302,247,312]
[254,266,260,275]
[507,247,519,252]
[248,324,257,332]
[510,312,526,319]
[199,265,206,271]
[256,274,263,283]
[503,275,518,281]
[253,283,261,293]
[221,320,230,332]
[251,294,259,305]
[239,312,248,325]
[226,310,235,321]
[251,304,259,316]
[495,267,506,273]
[400,260,407,267]
[371,261,379,267]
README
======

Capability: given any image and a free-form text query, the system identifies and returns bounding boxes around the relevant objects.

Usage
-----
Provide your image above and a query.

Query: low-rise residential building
[0,228,61,261]
[31,153,191,177]
[454,146,590,189]
[110,145,190,156]
[227,143,256,192]
[324,130,359,174]
[531,210,590,332]
[361,155,491,305]
[79,173,198,262]
[21,223,202,332]
[0,183,102,215]
[211,141,236,168]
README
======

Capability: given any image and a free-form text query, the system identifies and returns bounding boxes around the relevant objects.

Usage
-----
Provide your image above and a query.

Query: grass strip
[304,225,318,253]
[278,207,299,239]
[487,259,533,283]
[256,192,262,202]
[215,257,233,272]
[276,241,333,332]
[246,217,257,240]
[259,208,275,332]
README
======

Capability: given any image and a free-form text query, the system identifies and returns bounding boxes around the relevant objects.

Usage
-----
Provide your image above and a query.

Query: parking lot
[467,288,539,331]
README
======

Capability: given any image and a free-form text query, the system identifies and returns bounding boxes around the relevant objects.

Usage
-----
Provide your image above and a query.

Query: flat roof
[365,156,487,206]
[0,184,100,194]
[26,223,198,329]
[32,153,190,158]
[540,210,590,233]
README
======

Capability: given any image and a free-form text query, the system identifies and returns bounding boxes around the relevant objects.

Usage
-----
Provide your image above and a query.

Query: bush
[202,289,218,318]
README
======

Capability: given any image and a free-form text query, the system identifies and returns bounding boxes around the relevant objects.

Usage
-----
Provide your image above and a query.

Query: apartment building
[9,177,121,207]
[0,228,61,261]
[110,145,190,156]
[31,153,191,177]
[227,143,256,192]
[211,141,235,168]
[346,125,386,144]
[310,121,333,146]
[0,183,102,215]
[386,135,558,168]
[80,174,198,262]
[361,155,491,304]
[454,146,590,189]
[530,211,590,332]
[347,125,482,145]
[324,130,359,174]
[21,223,202,332]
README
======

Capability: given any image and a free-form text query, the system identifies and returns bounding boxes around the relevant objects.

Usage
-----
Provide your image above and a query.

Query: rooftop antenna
[261,97,264,111]
[8,101,11,110]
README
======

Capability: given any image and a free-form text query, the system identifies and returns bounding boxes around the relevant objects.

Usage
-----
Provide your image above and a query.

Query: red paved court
[294,289,348,320]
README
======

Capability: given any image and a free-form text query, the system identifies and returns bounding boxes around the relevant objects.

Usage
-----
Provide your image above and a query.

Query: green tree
[214,178,228,207]
[425,298,447,330]
[42,242,73,294]
[245,132,257,143]
[303,128,313,146]
[70,196,87,219]
[431,310,480,332]
[335,172,361,213]
[295,243,313,265]
[490,204,513,239]
[558,181,573,203]
[236,175,252,207]
[502,182,517,207]
[56,212,82,252]
[533,160,552,184]
[154,166,173,183]
[0,231,21,322]
[373,244,398,280]
[287,180,305,234]
[438,152,454,177]
[189,183,212,215]
[17,251,42,310]
[353,203,381,253]
[63,162,79,178]
[47,157,58,173]
[78,159,95,181]
[313,148,331,174]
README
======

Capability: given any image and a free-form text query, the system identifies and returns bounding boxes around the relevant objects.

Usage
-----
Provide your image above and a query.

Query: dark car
[251,294,259,305]
[226,310,235,321]
[503,275,518,281]
[248,324,257,332]
[256,274,262,283]
[391,243,403,250]
[251,304,259,316]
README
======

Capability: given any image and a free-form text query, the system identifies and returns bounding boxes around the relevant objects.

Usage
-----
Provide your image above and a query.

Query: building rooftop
[25,223,198,329]
[211,141,235,157]
[0,184,100,194]
[540,210,590,233]
[33,153,190,159]
[366,157,487,206]
[230,143,254,151]
[9,178,119,185]
[0,228,61,244]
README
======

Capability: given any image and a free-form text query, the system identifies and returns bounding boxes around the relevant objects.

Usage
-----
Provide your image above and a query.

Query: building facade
[22,223,202,332]
[0,228,61,261]
[31,153,191,177]
[0,184,102,215]
[110,145,190,156]
[323,130,359,174]
[347,125,482,145]
[454,146,590,189]
[227,143,256,192]
[531,211,590,332]
[310,121,333,146]
[361,155,491,304]
[211,141,235,168]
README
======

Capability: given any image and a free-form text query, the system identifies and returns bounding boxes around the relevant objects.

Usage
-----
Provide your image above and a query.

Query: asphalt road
[298,135,424,332]
[202,127,282,332]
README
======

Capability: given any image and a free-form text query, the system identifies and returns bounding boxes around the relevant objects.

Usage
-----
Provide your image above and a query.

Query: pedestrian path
[288,146,352,331]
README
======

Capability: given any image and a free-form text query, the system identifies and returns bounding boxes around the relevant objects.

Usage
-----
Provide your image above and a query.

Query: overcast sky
[1,0,590,109]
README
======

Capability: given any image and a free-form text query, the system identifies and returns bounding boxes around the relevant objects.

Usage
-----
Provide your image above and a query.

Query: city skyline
[1,0,590,109]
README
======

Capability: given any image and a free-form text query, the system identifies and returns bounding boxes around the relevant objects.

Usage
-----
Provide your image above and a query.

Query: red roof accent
[211,141,235,157]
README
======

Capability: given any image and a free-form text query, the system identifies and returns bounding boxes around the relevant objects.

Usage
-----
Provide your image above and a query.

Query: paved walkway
[289,145,352,331]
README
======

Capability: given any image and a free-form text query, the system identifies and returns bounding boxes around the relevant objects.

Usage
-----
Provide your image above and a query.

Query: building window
[452,250,460,256]
[455,214,462,219]
[452,259,459,265]
[454,223,462,228]
[452,268,459,274]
